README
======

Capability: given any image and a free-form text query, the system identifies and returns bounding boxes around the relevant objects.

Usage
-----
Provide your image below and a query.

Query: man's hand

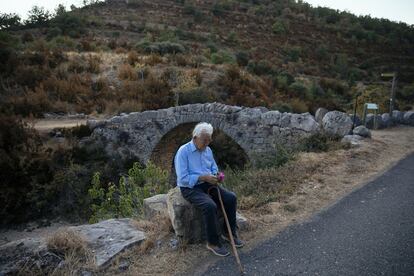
[199,174,218,185]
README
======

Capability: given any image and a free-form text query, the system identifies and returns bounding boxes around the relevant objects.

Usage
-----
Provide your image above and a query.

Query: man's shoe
[206,243,230,257]
[221,234,245,248]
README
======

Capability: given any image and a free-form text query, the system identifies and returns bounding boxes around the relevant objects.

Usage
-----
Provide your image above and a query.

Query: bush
[236,51,250,67]
[271,102,292,113]
[138,41,185,55]
[272,20,288,34]
[178,87,212,105]
[88,162,169,223]
[247,60,274,75]
[299,133,329,152]
[289,82,308,99]
[252,144,294,169]
[86,54,101,73]
[211,50,236,64]
[0,115,53,224]
[118,63,138,80]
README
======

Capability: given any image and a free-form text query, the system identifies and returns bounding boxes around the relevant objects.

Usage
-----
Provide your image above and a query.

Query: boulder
[341,135,364,146]
[403,111,414,126]
[352,125,371,138]
[167,187,248,243]
[315,108,328,125]
[322,111,353,137]
[365,113,376,129]
[381,113,392,128]
[143,194,168,220]
[375,115,385,129]
[391,110,404,124]
[0,219,145,274]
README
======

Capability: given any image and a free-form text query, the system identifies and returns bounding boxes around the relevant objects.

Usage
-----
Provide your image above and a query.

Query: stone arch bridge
[86,103,319,169]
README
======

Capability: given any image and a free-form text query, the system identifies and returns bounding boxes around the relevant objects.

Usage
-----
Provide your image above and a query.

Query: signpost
[363,103,379,129]
[381,72,398,116]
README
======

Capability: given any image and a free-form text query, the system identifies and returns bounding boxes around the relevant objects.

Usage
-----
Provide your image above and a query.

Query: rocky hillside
[1,0,414,117]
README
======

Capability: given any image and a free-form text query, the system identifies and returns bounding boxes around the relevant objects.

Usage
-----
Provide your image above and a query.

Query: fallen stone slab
[0,219,145,274]
[68,218,145,268]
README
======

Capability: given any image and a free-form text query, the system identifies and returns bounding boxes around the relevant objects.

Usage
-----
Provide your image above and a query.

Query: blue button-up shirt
[174,140,219,188]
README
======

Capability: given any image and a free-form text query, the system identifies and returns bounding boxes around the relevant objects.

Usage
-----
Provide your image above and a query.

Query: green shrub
[272,20,287,34]
[286,46,302,62]
[271,102,292,113]
[137,41,185,55]
[211,50,236,64]
[236,51,250,67]
[178,88,212,105]
[88,161,169,223]
[252,144,294,169]
[289,82,308,99]
[299,133,329,152]
[247,60,273,75]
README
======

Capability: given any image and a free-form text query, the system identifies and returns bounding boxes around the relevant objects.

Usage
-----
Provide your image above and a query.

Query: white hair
[192,122,213,138]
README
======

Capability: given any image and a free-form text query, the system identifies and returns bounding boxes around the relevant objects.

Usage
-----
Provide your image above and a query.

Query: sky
[0,0,413,25]
[304,0,414,25]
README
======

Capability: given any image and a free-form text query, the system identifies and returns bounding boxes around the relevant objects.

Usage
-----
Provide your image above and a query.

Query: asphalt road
[202,153,414,276]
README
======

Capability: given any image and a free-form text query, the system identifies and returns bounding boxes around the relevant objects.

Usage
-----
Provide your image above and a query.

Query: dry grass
[132,214,174,253]
[47,229,90,259]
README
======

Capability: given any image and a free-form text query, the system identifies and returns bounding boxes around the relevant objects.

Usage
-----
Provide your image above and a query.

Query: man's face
[194,132,212,151]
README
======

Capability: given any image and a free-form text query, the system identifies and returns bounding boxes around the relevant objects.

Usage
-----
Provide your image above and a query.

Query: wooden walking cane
[209,185,244,274]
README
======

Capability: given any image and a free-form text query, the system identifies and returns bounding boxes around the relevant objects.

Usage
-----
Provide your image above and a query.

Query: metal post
[352,93,359,130]
[389,73,397,116]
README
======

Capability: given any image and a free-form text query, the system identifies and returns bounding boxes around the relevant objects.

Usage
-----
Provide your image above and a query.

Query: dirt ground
[104,125,414,275]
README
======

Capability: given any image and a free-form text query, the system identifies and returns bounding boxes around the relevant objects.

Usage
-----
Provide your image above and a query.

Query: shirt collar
[190,140,198,152]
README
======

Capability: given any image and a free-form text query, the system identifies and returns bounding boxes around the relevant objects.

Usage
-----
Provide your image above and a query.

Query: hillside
[1,0,414,118]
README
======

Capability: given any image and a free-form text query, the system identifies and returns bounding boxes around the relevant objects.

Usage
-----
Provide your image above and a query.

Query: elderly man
[174,122,244,257]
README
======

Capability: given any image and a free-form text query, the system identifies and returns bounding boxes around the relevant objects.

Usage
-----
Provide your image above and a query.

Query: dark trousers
[180,182,237,246]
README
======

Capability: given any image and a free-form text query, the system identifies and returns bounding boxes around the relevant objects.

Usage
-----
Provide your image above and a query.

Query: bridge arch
[87,103,319,169]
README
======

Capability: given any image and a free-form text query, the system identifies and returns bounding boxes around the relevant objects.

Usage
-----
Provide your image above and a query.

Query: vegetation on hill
[0,0,413,118]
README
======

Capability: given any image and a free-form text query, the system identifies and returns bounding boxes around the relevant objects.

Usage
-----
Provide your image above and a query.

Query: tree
[25,6,51,27]
[55,4,66,17]
[0,13,21,30]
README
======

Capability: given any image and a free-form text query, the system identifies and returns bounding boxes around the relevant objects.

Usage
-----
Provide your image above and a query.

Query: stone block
[143,194,168,220]
[167,187,248,243]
